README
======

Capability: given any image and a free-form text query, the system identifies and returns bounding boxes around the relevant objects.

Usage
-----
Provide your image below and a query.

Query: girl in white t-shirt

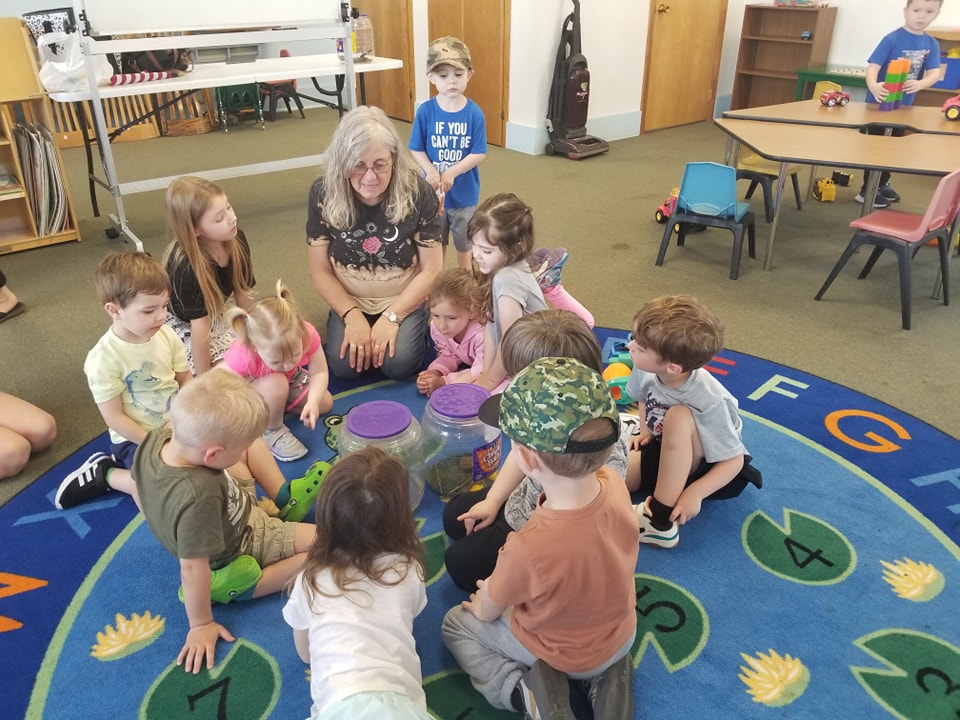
[282,446,431,720]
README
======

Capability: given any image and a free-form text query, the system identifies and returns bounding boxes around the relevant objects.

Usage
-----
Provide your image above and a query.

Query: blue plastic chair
[656,162,757,280]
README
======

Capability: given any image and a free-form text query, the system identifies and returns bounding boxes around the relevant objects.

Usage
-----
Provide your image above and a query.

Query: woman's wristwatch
[384,311,400,324]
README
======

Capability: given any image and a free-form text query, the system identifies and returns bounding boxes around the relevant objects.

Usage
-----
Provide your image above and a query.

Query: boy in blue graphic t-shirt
[410,37,487,269]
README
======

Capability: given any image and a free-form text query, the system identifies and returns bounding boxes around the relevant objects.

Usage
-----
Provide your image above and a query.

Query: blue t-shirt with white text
[409,97,487,209]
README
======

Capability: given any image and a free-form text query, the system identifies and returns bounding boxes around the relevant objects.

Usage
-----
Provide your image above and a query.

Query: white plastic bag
[37,31,113,93]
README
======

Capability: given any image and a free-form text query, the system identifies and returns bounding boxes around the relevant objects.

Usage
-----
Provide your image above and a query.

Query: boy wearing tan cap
[410,36,487,269]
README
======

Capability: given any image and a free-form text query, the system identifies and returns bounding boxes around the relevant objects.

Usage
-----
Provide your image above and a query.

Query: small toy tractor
[813,177,836,202]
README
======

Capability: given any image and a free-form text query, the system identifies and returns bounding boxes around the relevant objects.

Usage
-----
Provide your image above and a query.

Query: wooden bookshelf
[732,4,837,110]
[0,17,80,254]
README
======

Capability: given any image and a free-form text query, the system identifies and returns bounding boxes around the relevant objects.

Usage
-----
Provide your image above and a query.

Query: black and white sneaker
[55,452,118,509]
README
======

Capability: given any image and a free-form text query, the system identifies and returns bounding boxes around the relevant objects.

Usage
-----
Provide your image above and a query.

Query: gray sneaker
[583,653,635,720]
[262,425,308,462]
[515,660,574,720]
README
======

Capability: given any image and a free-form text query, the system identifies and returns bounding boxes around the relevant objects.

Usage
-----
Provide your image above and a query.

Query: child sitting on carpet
[416,268,485,397]
[442,357,638,719]
[469,193,594,390]
[442,309,635,592]
[283,446,431,719]
[224,280,333,462]
[163,175,257,375]
[133,369,322,674]
[57,252,191,510]
[625,294,762,549]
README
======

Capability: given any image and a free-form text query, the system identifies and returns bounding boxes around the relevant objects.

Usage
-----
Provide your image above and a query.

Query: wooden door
[354,0,415,121]
[641,0,728,132]
[427,0,509,147]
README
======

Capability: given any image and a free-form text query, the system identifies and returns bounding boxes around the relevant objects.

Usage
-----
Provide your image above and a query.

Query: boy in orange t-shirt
[442,357,639,719]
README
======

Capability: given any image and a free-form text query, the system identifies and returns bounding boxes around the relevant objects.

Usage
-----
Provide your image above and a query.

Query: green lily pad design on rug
[852,629,960,720]
[140,639,280,719]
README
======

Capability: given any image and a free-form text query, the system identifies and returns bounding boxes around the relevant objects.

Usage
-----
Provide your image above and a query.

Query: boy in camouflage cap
[442,357,639,720]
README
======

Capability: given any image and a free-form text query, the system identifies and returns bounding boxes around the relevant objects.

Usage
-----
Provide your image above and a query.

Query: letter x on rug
[2,328,958,720]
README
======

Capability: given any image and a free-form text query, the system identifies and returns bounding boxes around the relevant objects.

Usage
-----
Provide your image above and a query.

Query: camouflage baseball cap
[426,36,472,73]
[478,357,620,454]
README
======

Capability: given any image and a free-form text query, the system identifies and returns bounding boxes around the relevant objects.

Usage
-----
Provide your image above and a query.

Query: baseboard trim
[506,111,642,155]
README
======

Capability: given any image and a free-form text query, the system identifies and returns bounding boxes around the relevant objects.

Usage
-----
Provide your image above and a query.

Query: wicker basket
[156,89,216,136]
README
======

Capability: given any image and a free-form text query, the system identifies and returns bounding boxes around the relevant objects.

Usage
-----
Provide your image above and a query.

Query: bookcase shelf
[732,4,837,110]
[0,17,80,254]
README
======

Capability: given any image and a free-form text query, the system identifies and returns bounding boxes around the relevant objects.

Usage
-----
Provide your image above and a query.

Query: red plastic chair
[815,167,960,329]
[259,49,306,121]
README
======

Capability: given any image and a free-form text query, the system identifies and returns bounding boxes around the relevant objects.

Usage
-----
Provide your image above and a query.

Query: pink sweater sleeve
[426,323,461,377]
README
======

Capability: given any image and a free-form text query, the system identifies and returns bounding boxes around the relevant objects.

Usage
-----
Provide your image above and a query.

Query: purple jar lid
[428,384,491,419]
[345,400,412,439]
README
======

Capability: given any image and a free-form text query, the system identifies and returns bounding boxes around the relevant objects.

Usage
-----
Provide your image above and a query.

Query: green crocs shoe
[278,460,330,522]
[178,554,262,604]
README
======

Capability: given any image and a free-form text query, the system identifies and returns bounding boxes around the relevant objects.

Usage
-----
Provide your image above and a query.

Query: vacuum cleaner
[545,0,609,159]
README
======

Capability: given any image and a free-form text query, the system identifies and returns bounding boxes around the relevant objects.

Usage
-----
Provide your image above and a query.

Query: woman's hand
[370,316,400,368]
[340,313,372,371]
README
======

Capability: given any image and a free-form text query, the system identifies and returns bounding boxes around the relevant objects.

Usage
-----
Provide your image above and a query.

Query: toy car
[655,187,679,223]
[942,94,960,121]
[820,90,850,107]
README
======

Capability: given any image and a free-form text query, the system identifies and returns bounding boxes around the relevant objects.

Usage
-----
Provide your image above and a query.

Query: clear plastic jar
[421,384,502,499]
[338,400,425,508]
[337,12,375,61]
[355,14,375,59]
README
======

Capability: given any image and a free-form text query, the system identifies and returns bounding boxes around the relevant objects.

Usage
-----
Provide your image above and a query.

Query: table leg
[763,162,788,271]
[861,169,882,217]
[75,100,99,217]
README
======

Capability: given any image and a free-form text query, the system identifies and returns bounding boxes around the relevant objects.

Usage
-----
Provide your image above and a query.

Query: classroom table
[49,54,403,251]
[725,99,960,135]
[714,116,960,270]
[795,65,868,101]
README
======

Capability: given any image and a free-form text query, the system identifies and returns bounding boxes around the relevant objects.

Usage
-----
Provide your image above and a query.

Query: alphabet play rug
[2,329,958,720]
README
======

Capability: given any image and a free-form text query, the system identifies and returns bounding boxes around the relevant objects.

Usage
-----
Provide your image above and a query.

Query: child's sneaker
[878,184,901,203]
[532,247,569,290]
[55,452,118,509]
[513,660,575,720]
[278,460,330,522]
[635,497,679,548]
[583,653,634,720]
[262,425,308,462]
[854,191,889,209]
[179,554,262,604]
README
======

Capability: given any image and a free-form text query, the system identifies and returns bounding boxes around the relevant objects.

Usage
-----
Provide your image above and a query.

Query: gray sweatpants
[441,605,633,710]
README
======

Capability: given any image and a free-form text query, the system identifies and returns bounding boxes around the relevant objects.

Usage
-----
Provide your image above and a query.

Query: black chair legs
[656,212,757,280]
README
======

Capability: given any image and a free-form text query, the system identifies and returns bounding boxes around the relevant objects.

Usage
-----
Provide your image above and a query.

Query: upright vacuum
[545,0,609,159]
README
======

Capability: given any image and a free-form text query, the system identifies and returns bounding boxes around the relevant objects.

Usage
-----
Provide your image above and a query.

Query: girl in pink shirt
[416,268,485,397]
[225,281,333,462]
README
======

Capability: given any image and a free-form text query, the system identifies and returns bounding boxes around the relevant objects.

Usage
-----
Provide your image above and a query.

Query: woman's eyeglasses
[351,160,392,177]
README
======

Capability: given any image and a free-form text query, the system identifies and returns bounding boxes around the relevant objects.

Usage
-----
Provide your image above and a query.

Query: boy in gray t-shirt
[624,295,761,549]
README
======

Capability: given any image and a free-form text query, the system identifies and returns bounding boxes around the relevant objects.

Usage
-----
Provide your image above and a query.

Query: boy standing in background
[410,36,487,269]
[857,0,942,208]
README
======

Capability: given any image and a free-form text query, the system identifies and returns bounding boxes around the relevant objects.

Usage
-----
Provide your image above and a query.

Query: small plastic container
[337,11,375,61]
[421,384,502,499]
[338,400,425,508]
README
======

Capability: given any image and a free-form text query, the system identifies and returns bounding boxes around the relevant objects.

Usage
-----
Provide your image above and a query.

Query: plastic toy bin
[933,58,960,90]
